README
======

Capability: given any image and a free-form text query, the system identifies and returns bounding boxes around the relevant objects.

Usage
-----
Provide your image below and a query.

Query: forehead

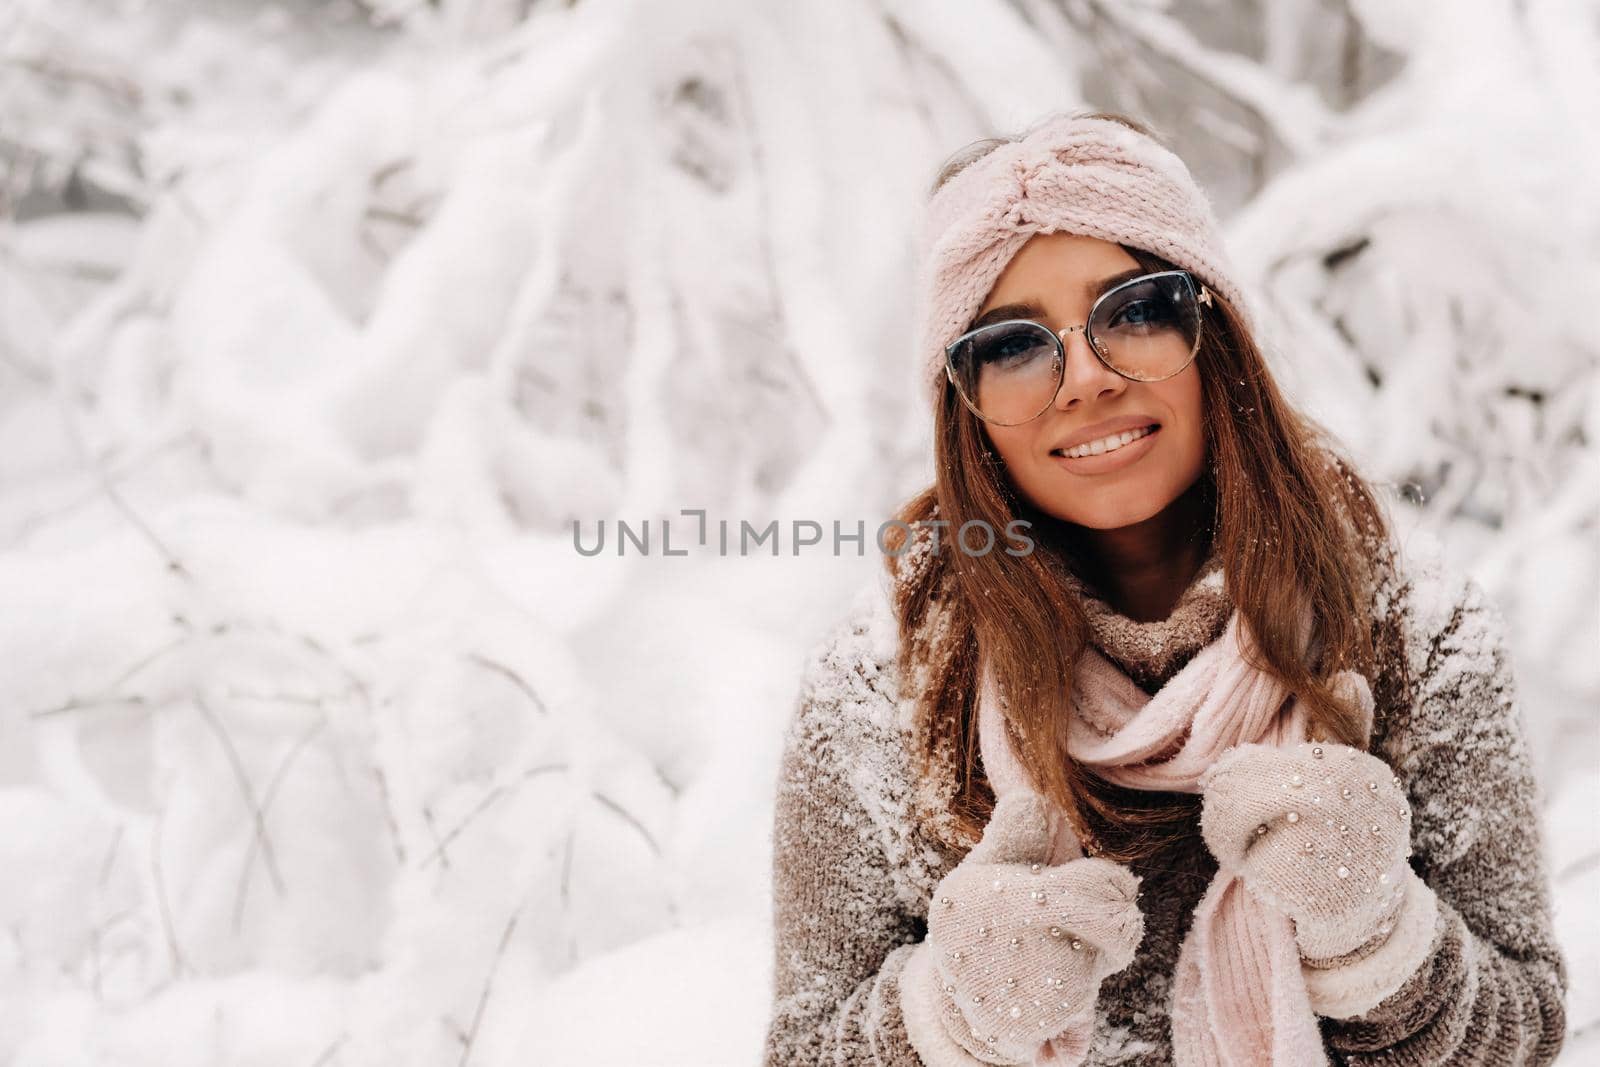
[977,233,1145,320]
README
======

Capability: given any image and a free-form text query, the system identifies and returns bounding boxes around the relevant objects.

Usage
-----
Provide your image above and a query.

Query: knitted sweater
[762,531,1568,1065]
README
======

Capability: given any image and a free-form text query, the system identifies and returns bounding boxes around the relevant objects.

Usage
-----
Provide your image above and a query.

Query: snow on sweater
[761,528,1568,1066]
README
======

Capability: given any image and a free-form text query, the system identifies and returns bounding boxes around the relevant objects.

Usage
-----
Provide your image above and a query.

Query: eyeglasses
[944,269,1211,426]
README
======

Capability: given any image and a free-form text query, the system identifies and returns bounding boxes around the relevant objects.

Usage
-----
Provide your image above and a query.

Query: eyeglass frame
[943,268,1213,427]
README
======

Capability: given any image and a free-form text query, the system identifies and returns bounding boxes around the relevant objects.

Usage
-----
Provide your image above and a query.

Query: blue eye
[1107,299,1172,329]
[972,324,1054,368]
[987,335,1038,362]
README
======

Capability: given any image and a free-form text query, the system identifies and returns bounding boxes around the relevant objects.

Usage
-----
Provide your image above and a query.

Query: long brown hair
[887,110,1413,867]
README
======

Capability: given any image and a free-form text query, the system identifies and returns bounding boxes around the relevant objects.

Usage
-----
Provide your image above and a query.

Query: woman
[762,111,1568,1066]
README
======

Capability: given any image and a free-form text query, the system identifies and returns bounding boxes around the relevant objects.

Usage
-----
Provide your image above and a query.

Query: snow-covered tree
[2,0,1595,1061]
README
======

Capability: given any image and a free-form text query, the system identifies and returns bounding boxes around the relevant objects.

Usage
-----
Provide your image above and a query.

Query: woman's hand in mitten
[925,790,1145,1063]
[1198,740,1415,961]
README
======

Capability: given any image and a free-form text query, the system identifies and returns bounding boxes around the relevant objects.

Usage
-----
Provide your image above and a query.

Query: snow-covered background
[2,0,1596,1063]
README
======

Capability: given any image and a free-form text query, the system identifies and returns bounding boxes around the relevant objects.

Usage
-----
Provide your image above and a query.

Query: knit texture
[911,791,1143,1063]
[762,524,1569,1065]
[1197,740,1418,962]
[914,113,1255,405]
[964,579,1388,1065]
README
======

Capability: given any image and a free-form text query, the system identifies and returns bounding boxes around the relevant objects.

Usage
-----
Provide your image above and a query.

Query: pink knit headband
[912,113,1255,405]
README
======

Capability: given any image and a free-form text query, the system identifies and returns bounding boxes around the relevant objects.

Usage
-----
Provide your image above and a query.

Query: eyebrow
[969,267,1148,330]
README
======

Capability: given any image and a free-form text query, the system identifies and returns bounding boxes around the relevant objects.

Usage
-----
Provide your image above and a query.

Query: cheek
[1167,366,1204,422]
[985,427,1033,470]
[1162,373,1206,458]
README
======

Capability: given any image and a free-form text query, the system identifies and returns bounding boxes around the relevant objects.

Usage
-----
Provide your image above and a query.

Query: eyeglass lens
[947,273,1203,425]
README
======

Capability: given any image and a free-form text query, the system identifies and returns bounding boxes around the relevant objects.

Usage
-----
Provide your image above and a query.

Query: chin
[1065,503,1169,530]
[1029,476,1179,530]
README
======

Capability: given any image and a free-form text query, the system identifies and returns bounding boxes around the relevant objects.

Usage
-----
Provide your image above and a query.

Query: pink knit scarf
[977,600,1375,1066]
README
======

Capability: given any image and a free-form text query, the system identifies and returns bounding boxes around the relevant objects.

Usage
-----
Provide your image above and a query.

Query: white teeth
[1060,425,1154,459]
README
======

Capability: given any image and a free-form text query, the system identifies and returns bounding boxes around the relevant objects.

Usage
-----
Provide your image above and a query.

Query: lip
[1049,424,1161,475]
[1050,415,1163,453]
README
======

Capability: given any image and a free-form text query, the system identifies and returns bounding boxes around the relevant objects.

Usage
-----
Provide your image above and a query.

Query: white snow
[1,0,1595,1063]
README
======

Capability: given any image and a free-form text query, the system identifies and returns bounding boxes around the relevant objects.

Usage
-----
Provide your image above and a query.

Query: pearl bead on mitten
[920,790,1145,1063]
[1198,740,1416,962]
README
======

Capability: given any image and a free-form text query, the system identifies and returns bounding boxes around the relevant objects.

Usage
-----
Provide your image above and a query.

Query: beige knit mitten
[918,791,1145,1063]
[1198,740,1415,961]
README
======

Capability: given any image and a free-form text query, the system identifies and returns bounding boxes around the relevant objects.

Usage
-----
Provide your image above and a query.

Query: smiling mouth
[1050,423,1161,460]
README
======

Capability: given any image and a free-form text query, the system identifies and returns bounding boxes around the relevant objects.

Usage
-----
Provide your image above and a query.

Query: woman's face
[972,232,1207,530]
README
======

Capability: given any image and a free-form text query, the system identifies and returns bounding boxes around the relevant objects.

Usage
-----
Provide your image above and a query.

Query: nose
[1052,326,1126,410]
